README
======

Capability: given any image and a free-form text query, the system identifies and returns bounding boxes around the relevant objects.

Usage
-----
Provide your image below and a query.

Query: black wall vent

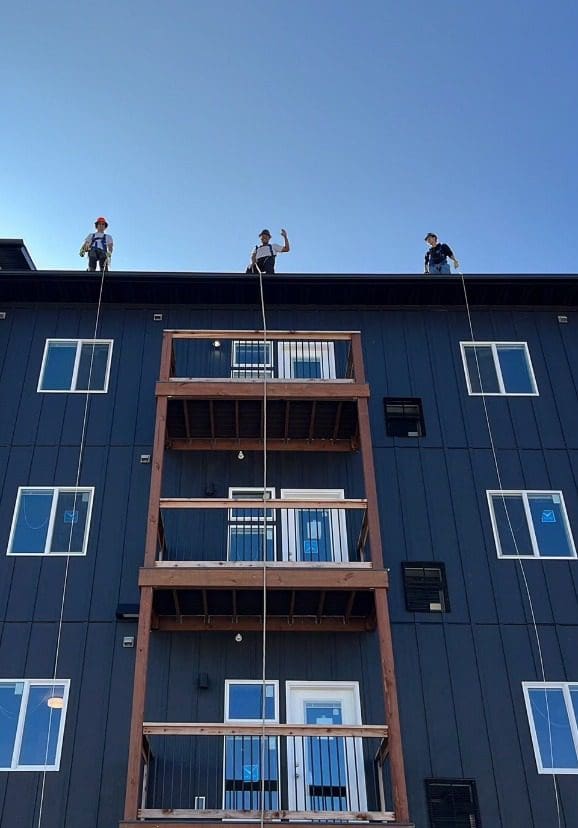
[425,779,481,827]
[384,397,425,437]
[402,562,449,612]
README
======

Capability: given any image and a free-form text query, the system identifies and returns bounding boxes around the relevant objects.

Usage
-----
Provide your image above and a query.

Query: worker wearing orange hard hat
[80,217,114,272]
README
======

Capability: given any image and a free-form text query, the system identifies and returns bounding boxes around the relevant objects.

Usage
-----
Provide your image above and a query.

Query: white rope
[254,259,269,828]
[457,270,562,828]
[36,262,107,828]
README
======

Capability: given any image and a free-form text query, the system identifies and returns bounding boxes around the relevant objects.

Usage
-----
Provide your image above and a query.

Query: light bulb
[237,450,245,460]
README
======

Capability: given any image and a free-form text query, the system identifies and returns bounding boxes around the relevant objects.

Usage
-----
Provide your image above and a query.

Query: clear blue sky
[1,0,577,274]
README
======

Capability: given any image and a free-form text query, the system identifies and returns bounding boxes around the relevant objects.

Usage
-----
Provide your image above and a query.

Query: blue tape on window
[243,764,260,782]
[64,510,79,524]
[303,540,319,556]
[541,510,556,524]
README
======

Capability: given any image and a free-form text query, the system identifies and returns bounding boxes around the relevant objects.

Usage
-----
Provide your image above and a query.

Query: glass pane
[18,684,65,767]
[491,494,533,556]
[305,702,347,810]
[234,342,271,366]
[529,688,578,770]
[464,346,499,393]
[528,494,574,558]
[497,345,534,393]
[50,490,91,554]
[40,342,76,390]
[570,687,578,727]
[0,683,23,768]
[228,684,276,720]
[297,509,334,562]
[229,527,274,561]
[11,490,53,554]
[224,735,278,809]
[76,343,109,391]
[292,358,322,379]
[231,489,273,521]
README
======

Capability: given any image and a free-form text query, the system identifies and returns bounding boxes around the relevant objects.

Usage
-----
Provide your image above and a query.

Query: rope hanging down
[458,270,562,828]
[36,266,108,828]
[254,259,270,828]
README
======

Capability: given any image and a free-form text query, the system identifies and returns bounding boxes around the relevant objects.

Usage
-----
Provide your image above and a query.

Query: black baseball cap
[424,232,437,241]
[260,229,271,236]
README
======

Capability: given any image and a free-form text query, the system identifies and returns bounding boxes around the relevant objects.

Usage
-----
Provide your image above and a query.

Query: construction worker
[247,229,290,274]
[80,218,113,272]
[424,233,459,274]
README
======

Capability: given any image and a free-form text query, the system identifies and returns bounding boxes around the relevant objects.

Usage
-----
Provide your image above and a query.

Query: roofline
[1,270,578,308]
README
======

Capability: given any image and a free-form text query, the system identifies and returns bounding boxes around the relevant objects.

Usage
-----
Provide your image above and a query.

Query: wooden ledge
[157,381,369,399]
[140,566,389,590]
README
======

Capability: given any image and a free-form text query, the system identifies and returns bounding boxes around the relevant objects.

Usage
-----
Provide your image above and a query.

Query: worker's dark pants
[428,261,451,274]
[88,249,108,272]
[253,256,275,274]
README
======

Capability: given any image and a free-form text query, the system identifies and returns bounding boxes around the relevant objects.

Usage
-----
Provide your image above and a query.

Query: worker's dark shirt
[425,242,454,270]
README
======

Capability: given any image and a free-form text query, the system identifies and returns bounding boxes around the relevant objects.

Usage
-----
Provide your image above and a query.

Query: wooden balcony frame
[122,331,411,827]
[128,723,410,826]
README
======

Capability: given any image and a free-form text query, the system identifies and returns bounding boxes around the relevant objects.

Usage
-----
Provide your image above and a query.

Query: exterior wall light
[212,340,221,348]
[237,450,245,460]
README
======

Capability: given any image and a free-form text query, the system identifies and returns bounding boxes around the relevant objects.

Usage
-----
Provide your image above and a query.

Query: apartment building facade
[1,254,578,827]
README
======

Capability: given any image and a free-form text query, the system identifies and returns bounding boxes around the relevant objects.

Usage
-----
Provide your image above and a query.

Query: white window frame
[487,489,577,560]
[7,486,95,557]
[280,488,348,563]
[460,341,538,396]
[0,679,70,771]
[227,487,277,562]
[231,340,274,379]
[523,682,578,774]
[285,680,367,812]
[277,341,336,379]
[37,339,113,393]
[223,680,280,810]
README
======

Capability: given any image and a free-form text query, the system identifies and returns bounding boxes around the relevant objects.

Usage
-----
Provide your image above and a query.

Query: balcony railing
[163,331,360,383]
[155,498,370,565]
[139,723,396,823]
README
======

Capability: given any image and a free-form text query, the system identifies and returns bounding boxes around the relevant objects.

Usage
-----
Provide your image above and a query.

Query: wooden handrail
[159,497,367,510]
[165,330,359,340]
[144,722,388,737]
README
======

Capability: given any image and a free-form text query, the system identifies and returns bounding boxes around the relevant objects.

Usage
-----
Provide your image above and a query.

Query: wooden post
[350,334,410,824]
[123,587,153,818]
[124,331,172,818]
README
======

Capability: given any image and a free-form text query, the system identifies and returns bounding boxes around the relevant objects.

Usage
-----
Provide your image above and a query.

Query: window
[460,342,538,395]
[223,681,279,809]
[7,487,94,556]
[0,679,70,771]
[402,563,449,612]
[227,487,276,561]
[231,340,273,379]
[384,398,425,437]
[523,683,578,773]
[280,489,349,563]
[425,779,481,827]
[38,339,113,392]
[277,341,336,379]
[487,490,576,559]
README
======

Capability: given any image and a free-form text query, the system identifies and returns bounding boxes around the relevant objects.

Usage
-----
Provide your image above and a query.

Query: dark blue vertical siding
[1,299,578,826]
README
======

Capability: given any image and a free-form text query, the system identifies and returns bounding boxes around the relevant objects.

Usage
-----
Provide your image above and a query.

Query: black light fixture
[116,603,140,620]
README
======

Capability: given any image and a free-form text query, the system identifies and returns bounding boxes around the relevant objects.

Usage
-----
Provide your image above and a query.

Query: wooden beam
[332,400,343,439]
[308,400,317,439]
[171,590,182,624]
[165,330,359,341]
[154,615,375,632]
[284,399,291,439]
[159,497,367,509]
[135,809,397,823]
[182,399,191,439]
[208,399,215,439]
[157,381,369,399]
[352,333,410,825]
[168,437,354,452]
[121,820,415,828]
[123,587,153,820]
[140,566,388,590]
[144,722,388,737]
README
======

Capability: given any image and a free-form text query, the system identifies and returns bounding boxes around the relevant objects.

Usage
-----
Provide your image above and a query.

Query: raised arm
[280,228,290,252]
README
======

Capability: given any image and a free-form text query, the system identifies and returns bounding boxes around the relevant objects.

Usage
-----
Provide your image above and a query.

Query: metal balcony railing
[139,723,395,823]
[155,498,370,565]
[163,331,359,383]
